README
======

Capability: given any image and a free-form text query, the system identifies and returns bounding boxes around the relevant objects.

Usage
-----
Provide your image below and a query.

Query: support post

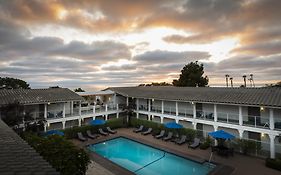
[176,101,178,116]
[214,125,218,145]
[161,101,164,114]
[63,103,66,118]
[269,134,276,159]
[136,98,139,119]
[269,109,274,130]
[214,104,217,122]
[71,101,73,115]
[78,118,81,127]
[126,97,129,106]
[44,104,47,119]
[79,101,81,116]
[62,121,66,129]
[105,104,108,112]
[93,105,96,114]
[44,123,47,132]
[105,115,108,121]
[193,103,196,119]
[160,117,163,124]
[238,130,244,139]
[148,99,151,112]
[116,104,119,118]
[239,106,243,126]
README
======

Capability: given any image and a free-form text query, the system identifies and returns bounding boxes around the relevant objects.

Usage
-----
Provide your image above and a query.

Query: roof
[0,88,84,106]
[109,86,281,108]
[0,119,59,175]
[77,90,114,96]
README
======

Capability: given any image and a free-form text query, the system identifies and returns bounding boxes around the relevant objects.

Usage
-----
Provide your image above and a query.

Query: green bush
[236,139,262,155]
[23,133,90,175]
[64,118,126,139]
[266,158,281,171]
[200,136,211,150]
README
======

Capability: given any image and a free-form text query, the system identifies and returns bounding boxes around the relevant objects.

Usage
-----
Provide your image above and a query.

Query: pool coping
[84,133,235,175]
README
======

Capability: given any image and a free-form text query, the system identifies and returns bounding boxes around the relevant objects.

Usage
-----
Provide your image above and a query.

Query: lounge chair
[163,132,173,141]
[133,125,144,133]
[86,130,99,139]
[142,128,152,135]
[189,138,200,149]
[155,130,165,139]
[77,132,87,142]
[175,135,187,145]
[98,128,109,136]
[106,127,117,134]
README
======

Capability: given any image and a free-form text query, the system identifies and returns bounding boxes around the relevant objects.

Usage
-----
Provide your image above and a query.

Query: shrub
[236,139,262,155]
[23,133,90,175]
[200,136,211,150]
[265,158,281,171]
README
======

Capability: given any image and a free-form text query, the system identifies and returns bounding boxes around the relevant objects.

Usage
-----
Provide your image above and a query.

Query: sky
[0,0,281,91]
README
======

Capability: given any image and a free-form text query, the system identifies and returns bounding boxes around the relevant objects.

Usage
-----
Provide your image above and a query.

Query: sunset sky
[0,0,281,90]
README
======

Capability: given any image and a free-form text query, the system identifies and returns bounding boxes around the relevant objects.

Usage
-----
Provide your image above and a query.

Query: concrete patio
[72,128,280,175]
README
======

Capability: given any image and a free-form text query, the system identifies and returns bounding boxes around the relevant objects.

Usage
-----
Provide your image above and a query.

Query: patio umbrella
[45,130,64,136]
[164,122,183,129]
[89,119,106,126]
[208,130,235,140]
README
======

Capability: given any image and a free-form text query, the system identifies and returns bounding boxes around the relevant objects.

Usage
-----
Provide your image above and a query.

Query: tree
[265,81,281,87]
[0,77,30,89]
[23,133,90,175]
[74,88,85,92]
[172,61,208,87]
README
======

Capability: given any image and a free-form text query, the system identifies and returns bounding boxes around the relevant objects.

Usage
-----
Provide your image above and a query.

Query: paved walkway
[72,128,280,175]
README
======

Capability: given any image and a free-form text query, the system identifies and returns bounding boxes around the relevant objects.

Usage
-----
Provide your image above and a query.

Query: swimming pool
[88,137,215,175]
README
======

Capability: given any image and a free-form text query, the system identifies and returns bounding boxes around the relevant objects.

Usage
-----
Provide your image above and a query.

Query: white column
[116,104,119,118]
[238,130,244,139]
[193,122,197,130]
[105,104,108,112]
[148,99,151,112]
[239,106,243,126]
[78,119,81,127]
[114,93,117,106]
[105,115,108,121]
[161,101,164,114]
[269,109,274,130]
[44,104,47,119]
[62,121,66,129]
[193,103,196,119]
[93,105,96,114]
[126,96,129,106]
[136,98,139,119]
[71,101,73,115]
[269,134,276,159]
[117,112,119,118]
[214,104,217,122]
[79,101,81,116]
[63,103,66,118]
[176,101,178,116]
[148,115,151,121]
[44,123,47,132]
[214,125,218,145]
[160,117,164,124]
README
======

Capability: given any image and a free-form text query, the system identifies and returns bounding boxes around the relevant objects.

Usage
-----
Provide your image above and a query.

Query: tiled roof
[0,88,84,106]
[0,119,59,175]
[109,86,281,108]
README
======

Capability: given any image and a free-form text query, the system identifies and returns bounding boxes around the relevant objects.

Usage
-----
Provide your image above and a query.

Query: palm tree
[230,77,233,87]
[243,75,247,87]
[225,74,230,87]
[250,74,255,87]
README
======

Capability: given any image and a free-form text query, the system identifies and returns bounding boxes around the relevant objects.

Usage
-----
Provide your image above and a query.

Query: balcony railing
[274,118,281,130]
[196,110,214,121]
[178,108,193,118]
[243,115,270,129]
[217,113,239,125]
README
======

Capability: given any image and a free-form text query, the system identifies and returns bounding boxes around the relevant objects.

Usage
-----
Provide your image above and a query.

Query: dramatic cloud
[0,0,280,90]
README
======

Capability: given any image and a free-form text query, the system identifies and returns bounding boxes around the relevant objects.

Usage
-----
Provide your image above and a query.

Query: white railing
[217,112,239,124]
[243,115,270,129]
[196,110,214,121]
[274,117,281,130]
[178,108,193,118]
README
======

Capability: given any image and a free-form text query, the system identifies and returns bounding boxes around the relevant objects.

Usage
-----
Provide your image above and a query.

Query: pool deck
[71,128,281,175]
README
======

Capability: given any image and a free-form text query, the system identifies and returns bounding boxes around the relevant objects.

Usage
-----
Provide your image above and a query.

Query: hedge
[64,118,126,139]
[265,158,281,171]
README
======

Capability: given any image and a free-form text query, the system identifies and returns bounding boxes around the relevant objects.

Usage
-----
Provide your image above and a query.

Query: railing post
[239,106,243,126]
[269,109,274,130]
[214,104,217,122]
[161,101,164,114]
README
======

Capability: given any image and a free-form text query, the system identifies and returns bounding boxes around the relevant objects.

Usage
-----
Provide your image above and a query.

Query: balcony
[217,113,239,125]
[196,110,214,121]
[243,115,270,129]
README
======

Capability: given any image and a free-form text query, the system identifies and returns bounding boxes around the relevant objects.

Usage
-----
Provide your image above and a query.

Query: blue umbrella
[164,122,183,129]
[89,119,106,126]
[45,130,64,136]
[208,130,235,140]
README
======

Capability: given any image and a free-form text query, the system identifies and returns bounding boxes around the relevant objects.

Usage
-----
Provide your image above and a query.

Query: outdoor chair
[163,132,173,141]
[98,128,109,136]
[86,130,99,139]
[106,127,117,134]
[47,112,55,118]
[142,128,152,135]
[154,130,165,139]
[133,125,144,133]
[56,111,63,118]
[77,132,87,142]
[175,135,187,145]
[188,138,200,149]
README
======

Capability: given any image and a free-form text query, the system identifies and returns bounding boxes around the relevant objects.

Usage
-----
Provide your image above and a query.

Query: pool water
[88,137,214,175]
